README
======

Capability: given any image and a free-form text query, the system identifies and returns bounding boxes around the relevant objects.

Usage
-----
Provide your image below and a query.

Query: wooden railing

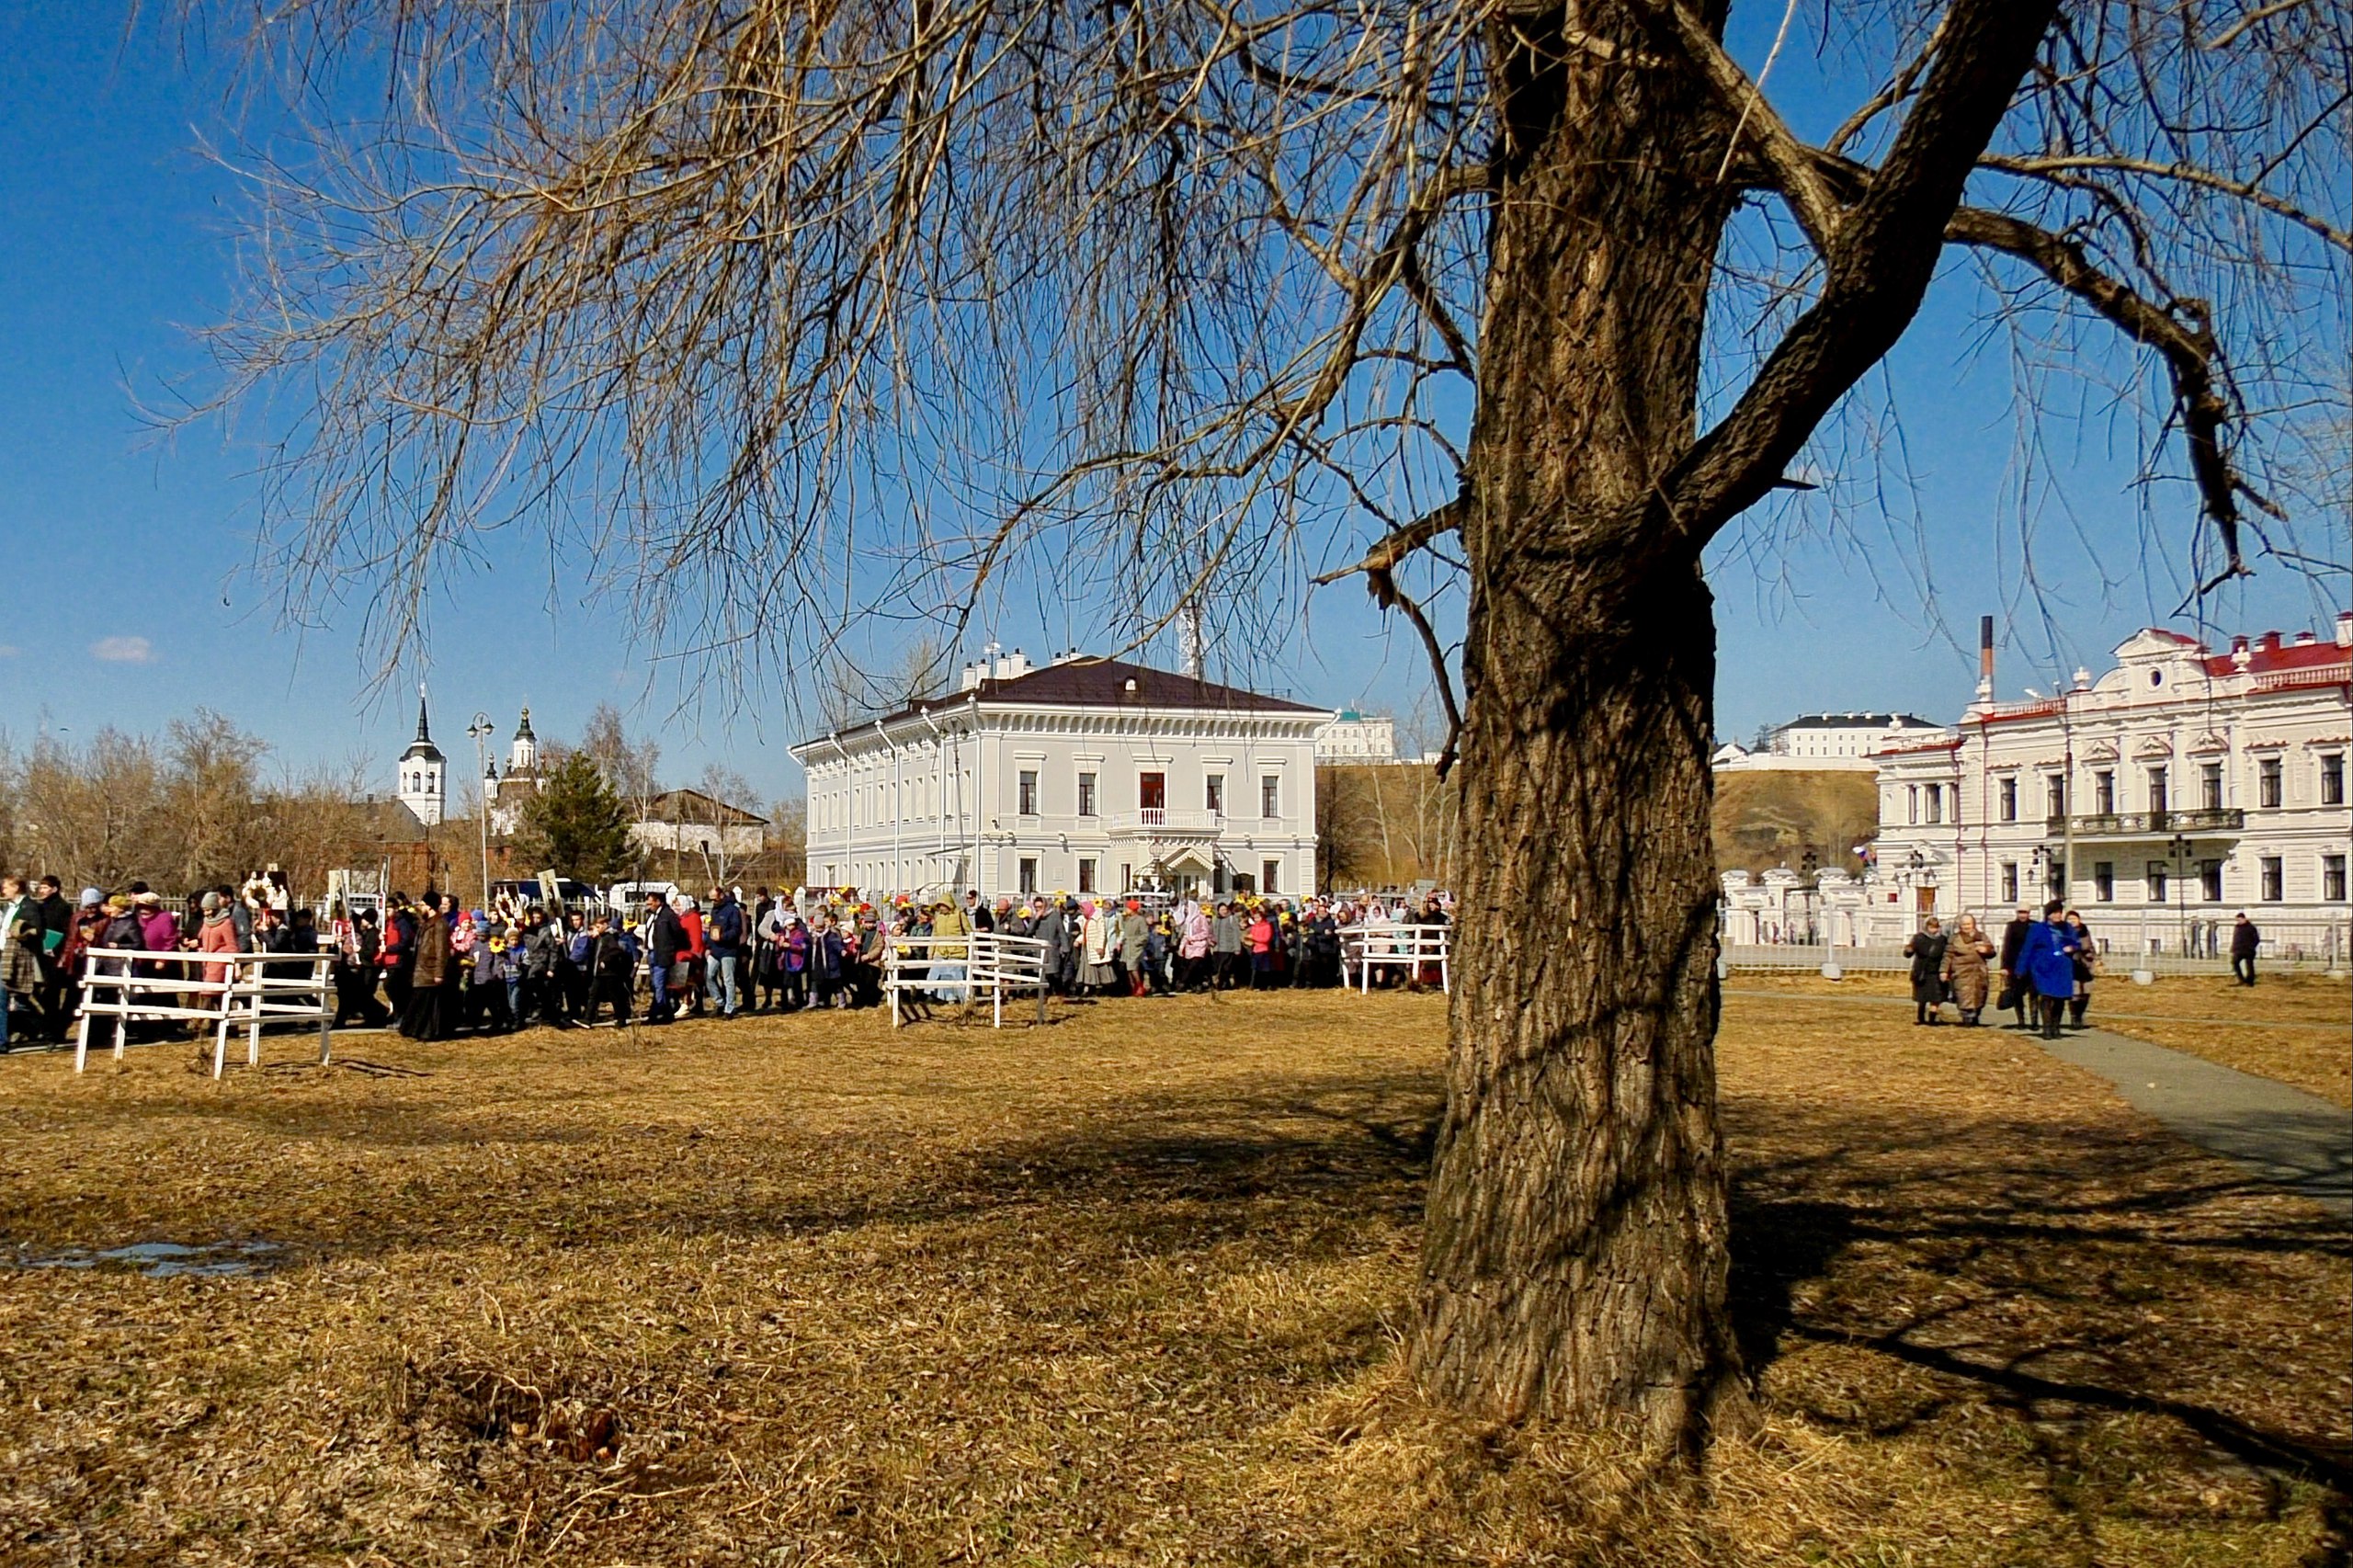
[1339,926,1451,993]
[73,947,333,1077]
[881,932,1051,1028]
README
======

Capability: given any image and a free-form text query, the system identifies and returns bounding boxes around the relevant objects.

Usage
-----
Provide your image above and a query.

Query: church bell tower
[396,687,448,827]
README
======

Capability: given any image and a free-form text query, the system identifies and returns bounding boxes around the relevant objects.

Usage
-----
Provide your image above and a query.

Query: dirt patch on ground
[0,990,2342,1564]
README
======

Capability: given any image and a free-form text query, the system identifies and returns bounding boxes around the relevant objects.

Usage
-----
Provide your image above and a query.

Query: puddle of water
[10,1240,283,1278]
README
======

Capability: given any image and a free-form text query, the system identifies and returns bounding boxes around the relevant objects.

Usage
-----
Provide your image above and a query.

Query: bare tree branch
[1946,203,2279,584]
[1654,0,2063,551]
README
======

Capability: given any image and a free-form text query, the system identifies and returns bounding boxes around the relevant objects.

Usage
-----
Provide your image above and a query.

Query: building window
[1018,857,1038,895]
[1205,774,1224,815]
[2143,861,2165,903]
[1926,784,1943,825]
[1261,775,1281,819]
[1076,771,1097,817]
[1017,770,1038,816]
[2200,859,2223,902]
[2201,762,2223,812]
[1998,777,2018,823]
[2000,862,2018,903]
[2094,770,2115,815]
[2260,856,2283,902]
[2325,855,2347,903]
[1121,863,1133,892]
[2259,756,2282,808]
[2094,861,2115,903]
[1263,858,1280,894]
[2046,775,2067,820]
[1906,784,1918,824]
[1077,858,1097,894]
[2324,754,2346,807]
[2148,765,2168,814]
[1139,770,1166,813]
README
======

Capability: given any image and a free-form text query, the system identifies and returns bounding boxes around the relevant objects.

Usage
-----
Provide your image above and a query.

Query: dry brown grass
[0,989,2345,1565]
[2089,974,2351,1109]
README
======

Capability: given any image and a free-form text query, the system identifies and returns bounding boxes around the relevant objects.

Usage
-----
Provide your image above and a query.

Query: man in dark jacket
[643,892,685,1023]
[1995,906,2033,1028]
[706,888,745,1017]
[526,910,572,1028]
[2230,913,2261,986]
[29,876,74,1042]
[584,915,636,1026]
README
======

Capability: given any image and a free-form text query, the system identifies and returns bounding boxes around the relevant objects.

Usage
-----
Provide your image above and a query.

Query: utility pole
[468,713,495,909]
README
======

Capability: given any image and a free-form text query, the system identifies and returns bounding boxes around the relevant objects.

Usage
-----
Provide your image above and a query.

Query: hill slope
[1711,768,1879,878]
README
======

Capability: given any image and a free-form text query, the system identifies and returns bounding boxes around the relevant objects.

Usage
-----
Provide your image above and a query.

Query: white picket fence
[73,948,334,1077]
[882,932,1051,1028]
[1340,926,1451,993]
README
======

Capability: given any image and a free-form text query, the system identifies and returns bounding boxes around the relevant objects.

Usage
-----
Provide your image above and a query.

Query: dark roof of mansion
[1775,711,1937,731]
[640,788,769,827]
[814,657,1325,742]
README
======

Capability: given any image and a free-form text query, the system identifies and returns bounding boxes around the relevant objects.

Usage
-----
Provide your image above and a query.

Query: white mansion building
[1860,616,2352,956]
[791,651,1325,901]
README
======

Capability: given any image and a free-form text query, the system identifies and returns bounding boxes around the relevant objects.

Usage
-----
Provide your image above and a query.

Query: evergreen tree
[514,752,634,881]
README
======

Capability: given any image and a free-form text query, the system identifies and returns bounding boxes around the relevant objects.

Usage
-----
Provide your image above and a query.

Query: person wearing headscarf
[401,896,456,1040]
[1178,902,1212,991]
[1903,915,1949,1026]
[1080,902,1117,994]
[1941,914,1996,1026]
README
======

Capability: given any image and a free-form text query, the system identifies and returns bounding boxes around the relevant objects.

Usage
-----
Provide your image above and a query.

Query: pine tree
[514,752,634,881]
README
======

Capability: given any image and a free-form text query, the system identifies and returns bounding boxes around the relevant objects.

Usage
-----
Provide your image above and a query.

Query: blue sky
[1,1,2343,807]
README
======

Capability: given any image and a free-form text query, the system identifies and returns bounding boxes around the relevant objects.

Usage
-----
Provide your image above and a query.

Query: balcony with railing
[1105,808,1229,836]
[2045,807,2245,840]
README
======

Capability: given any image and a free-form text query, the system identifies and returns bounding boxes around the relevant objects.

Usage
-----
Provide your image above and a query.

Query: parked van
[490,877,601,912]
[606,880,684,915]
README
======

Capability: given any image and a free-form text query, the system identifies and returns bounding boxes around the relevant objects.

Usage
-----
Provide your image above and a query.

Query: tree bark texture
[1411,0,1745,1450]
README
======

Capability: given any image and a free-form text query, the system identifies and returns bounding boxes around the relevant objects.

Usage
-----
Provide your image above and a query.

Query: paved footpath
[1726,988,2352,1219]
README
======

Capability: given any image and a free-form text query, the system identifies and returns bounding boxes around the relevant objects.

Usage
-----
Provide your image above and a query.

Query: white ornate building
[1715,710,1938,772]
[1313,710,1399,763]
[791,650,1324,900]
[1868,617,2352,958]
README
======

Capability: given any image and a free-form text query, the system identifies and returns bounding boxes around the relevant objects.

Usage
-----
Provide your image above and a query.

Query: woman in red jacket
[1245,907,1277,990]
[676,898,708,1017]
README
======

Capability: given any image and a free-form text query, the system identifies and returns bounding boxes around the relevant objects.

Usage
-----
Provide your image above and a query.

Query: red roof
[2202,639,2353,679]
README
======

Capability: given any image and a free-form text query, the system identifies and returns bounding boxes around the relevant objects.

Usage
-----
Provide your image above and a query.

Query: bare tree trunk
[1412,0,1745,1451]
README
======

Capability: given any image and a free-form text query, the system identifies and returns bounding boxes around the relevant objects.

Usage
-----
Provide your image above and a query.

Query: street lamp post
[2168,831,2194,960]
[467,713,495,910]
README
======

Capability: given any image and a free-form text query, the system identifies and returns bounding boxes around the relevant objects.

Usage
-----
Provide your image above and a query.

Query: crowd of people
[1903,903,2269,1037]
[0,873,1457,1050]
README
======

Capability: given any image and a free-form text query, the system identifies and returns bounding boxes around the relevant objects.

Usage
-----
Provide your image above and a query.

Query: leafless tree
[682,761,761,882]
[580,700,665,823]
[201,0,2347,1449]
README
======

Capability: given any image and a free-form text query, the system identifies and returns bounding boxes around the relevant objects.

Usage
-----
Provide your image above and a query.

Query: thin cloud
[90,636,154,665]
[0,644,18,658]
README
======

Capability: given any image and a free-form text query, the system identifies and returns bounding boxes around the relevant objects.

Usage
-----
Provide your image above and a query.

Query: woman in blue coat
[2018,899,2080,1040]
